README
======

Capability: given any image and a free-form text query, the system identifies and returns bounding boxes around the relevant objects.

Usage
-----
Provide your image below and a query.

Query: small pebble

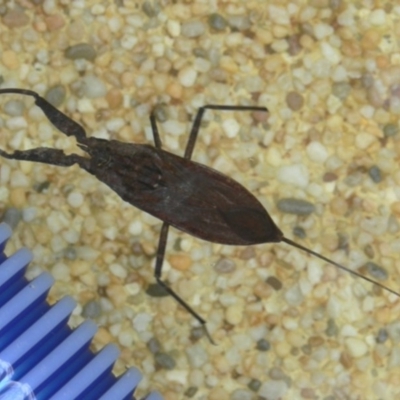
[65,43,97,61]
[230,389,253,400]
[154,352,176,370]
[365,261,388,281]
[147,337,162,354]
[286,91,304,111]
[190,326,205,341]
[269,367,286,380]
[227,15,251,31]
[67,191,84,208]
[146,283,169,297]
[293,226,306,239]
[277,198,316,215]
[3,99,25,116]
[184,387,198,398]
[256,338,271,351]
[214,258,236,273]
[345,337,368,358]
[142,0,161,17]
[383,123,399,137]
[368,165,382,183]
[153,104,169,122]
[266,276,283,291]
[376,328,389,344]
[82,299,102,319]
[208,13,228,31]
[45,85,66,107]
[2,207,22,229]
[248,378,262,392]
[181,20,206,38]
[332,82,351,100]
[3,9,29,28]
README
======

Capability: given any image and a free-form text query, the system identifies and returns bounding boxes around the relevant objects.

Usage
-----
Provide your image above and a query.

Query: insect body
[0,88,398,343]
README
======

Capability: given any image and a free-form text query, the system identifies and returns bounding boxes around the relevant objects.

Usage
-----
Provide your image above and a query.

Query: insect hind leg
[153,222,216,344]
[0,88,87,141]
[184,105,269,160]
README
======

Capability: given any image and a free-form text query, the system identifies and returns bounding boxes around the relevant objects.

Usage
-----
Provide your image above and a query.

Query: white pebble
[22,207,37,222]
[276,163,309,188]
[186,344,209,368]
[125,282,141,296]
[103,226,118,240]
[121,34,138,50]
[369,9,386,25]
[67,191,84,208]
[269,5,290,25]
[167,20,180,37]
[259,380,288,400]
[320,42,341,64]
[109,263,127,279]
[225,302,244,325]
[355,132,376,150]
[6,116,27,130]
[82,75,107,98]
[337,9,355,26]
[178,67,197,87]
[118,330,134,347]
[10,171,30,188]
[52,262,71,281]
[166,370,188,385]
[132,312,152,333]
[360,105,375,119]
[345,338,368,358]
[313,23,333,40]
[306,141,328,163]
[62,228,80,244]
[128,220,142,236]
[222,118,240,139]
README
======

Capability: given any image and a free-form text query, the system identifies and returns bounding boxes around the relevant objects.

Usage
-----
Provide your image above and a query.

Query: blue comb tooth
[0,222,163,400]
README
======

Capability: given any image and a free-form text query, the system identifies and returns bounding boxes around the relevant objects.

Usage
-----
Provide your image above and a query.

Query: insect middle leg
[184,104,269,160]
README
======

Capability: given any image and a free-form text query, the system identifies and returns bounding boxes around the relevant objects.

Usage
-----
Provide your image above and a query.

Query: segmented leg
[184,104,268,160]
[0,89,87,140]
[154,222,216,344]
[0,148,90,169]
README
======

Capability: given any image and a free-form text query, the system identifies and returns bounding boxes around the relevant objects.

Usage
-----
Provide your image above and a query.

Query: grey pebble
[184,387,198,397]
[152,103,169,123]
[332,82,351,100]
[214,258,236,273]
[293,226,306,239]
[248,378,261,392]
[154,352,176,370]
[190,326,205,341]
[368,165,382,183]
[208,13,228,31]
[63,247,77,260]
[3,99,25,116]
[181,20,206,38]
[325,318,339,337]
[266,276,282,291]
[2,208,22,229]
[383,123,399,137]
[376,328,388,344]
[269,367,286,380]
[230,389,253,400]
[147,337,161,354]
[142,0,161,17]
[65,43,97,61]
[45,85,66,108]
[256,338,270,351]
[365,261,388,281]
[146,283,169,297]
[227,15,251,31]
[277,198,316,215]
[81,299,102,319]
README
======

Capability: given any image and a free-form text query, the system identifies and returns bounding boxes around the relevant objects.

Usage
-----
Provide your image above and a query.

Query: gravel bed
[1,1,400,399]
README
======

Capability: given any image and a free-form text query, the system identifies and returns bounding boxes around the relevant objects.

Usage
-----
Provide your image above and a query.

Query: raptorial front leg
[184,105,269,160]
[0,89,87,141]
[153,222,216,345]
[0,147,90,169]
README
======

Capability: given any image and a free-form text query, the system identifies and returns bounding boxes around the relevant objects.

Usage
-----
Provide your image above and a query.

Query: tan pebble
[3,9,29,28]
[106,88,123,109]
[169,254,192,271]
[121,71,135,87]
[33,226,52,245]
[361,29,381,51]
[208,388,228,400]
[45,14,65,31]
[275,341,290,357]
[375,307,391,324]
[342,39,361,57]
[390,201,400,216]
[9,187,26,207]
[287,331,304,348]
[225,303,244,325]
[330,197,348,216]
[80,271,97,287]
[106,284,127,307]
[214,356,230,373]
[96,52,112,68]
[301,387,316,399]
[253,281,273,299]
[345,338,368,358]
[376,55,389,69]
[320,234,339,252]
[340,351,353,369]
[308,335,324,347]
[70,260,89,277]
[166,81,183,99]
[2,50,19,70]
[96,327,114,346]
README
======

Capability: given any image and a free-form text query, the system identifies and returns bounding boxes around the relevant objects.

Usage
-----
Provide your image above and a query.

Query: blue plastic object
[0,222,163,400]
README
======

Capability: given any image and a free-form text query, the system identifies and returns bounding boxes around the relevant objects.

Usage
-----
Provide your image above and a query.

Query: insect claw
[202,324,217,346]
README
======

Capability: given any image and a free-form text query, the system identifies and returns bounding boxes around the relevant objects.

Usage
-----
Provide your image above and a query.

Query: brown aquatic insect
[0,88,398,343]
